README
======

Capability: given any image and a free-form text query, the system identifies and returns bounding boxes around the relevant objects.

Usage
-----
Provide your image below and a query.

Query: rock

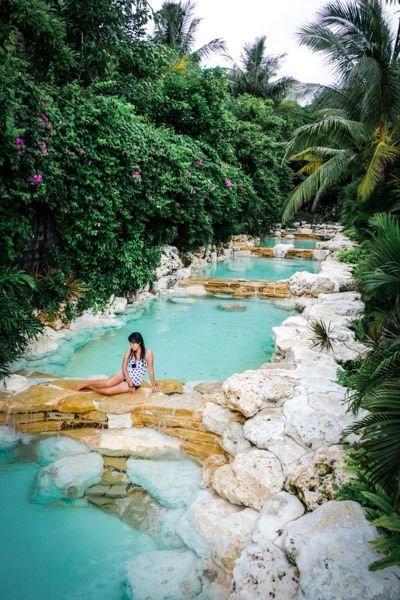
[0,374,31,394]
[23,326,64,359]
[282,500,400,600]
[34,452,103,502]
[195,382,227,407]
[289,271,335,297]
[69,311,121,331]
[217,303,247,312]
[273,243,294,258]
[243,408,285,448]
[285,445,352,510]
[203,402,238,435]
[126,458,201,508]
[125,549,202,600]
[251,491,305,546]
[223,371,296,418]
[202,454,229,487]
[266,436,308,477]
[108,296,127,314]
[212,449,284,510]
[283,394,343,449]
[107,413,132,428]
[221,422,252,456]
[36,436,89,465]
[212,508,259,572]
[230,541,299,600]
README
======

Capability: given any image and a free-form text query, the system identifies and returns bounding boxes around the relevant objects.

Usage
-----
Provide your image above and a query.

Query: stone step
[178,278,291,298]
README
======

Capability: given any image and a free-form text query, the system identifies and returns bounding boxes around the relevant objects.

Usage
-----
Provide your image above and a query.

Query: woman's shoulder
[145,348,153,359]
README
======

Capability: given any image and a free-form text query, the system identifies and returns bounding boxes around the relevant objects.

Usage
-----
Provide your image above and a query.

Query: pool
[0,441,157,600]
[195,255,319,281]
[259,237,316,249]
[21,296,294,382]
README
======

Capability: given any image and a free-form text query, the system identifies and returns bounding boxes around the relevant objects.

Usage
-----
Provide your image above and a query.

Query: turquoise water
[260,237,316,249]
[35,296,293,381]
[196,255,319,281]
[0,444,156,600]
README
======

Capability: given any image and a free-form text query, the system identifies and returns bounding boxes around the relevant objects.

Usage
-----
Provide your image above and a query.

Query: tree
[153,0,226,61]
[282,0,400,221]
[229,35,295,103]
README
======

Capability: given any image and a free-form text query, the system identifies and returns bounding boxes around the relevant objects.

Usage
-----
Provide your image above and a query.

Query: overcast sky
[149,0,399,85]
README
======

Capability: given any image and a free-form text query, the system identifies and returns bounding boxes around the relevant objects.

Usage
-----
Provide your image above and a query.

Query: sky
[149,0,399,85]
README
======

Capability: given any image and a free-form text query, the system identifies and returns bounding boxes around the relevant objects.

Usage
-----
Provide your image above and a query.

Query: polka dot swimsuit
[127,352,147,387]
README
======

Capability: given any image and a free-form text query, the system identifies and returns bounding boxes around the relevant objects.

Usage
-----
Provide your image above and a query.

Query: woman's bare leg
[88,380,132,396]
[76,372,124,391]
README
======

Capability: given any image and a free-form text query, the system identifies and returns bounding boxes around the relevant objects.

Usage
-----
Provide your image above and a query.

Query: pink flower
[40,113,49,122]
[41,149,49,156]
[195,158,203,166]
[132,170,141,180]
[38,141,47,147]
[15,137,25,145]
[190,188,197,195]
[31,174,43,185]
[225,178,233,188]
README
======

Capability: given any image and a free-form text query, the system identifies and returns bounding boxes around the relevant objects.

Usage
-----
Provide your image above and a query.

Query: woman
[76,331,157,395]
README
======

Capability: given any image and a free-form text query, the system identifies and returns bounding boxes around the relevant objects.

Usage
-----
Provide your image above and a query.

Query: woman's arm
[122,349,134,388]
[146,350,157,392]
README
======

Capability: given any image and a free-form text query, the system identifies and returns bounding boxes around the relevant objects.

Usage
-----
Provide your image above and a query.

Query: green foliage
[336,247,365,264]
[309,319,334,353]
[0,268,42,378]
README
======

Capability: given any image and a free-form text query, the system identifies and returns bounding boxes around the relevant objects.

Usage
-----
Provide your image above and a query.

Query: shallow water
[196,255,319,280]
[36,296,294,381]
[259,237,316,249]
[0,443,156,600]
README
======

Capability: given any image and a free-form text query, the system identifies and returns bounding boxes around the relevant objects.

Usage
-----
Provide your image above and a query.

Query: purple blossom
[15,137,25,145]
[30,174,43,185]
[41,149,49,156]
[40,113,49,122]
[38,141,47,148]
[225,178,233,188]
[195,158,203,166]
[132,170,141,180]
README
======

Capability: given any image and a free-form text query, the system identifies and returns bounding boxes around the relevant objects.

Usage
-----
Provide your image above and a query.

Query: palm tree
[282,0,400,221]
[153,0,226,61]
[229,35,295,103]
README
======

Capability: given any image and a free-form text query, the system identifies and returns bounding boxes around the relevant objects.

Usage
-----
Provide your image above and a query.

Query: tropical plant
[0,268,42,377]
[282,0,400,221]
[309,319,334,352]
[153,0,226,61]
[229,36,295,103]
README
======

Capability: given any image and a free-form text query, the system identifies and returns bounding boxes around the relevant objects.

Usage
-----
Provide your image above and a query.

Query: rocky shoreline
[1,224,400,599]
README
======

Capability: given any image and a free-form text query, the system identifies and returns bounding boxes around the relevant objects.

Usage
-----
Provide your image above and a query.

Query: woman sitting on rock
[76,331,157,395]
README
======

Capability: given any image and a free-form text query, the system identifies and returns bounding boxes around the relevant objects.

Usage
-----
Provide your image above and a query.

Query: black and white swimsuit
[127,352,147,388]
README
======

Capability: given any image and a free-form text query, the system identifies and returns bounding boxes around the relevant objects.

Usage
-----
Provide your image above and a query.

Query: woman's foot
[75,381,87,391]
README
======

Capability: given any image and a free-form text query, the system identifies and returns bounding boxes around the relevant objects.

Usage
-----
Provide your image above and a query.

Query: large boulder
[125,549,202,600]
[223,370,296,418]
[221,422,252,456]
[230,541,299,600]
[126,458,201,508]
[251,491,305,546]
[283,394,342,449]
[36,436,90,465]
[0,374,31,394]
[282,500,400,600]
[285,445,352,510]
[34,452,103,502]
[203,402,239,435]
[243,408,285,448]
[212,449,284,510]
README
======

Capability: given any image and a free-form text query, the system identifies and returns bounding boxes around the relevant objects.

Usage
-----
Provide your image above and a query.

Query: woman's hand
[151,384,158,393]
[128,386,137,394]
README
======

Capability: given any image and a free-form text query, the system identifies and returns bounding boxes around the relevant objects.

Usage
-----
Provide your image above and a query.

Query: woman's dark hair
[128,331,146,361]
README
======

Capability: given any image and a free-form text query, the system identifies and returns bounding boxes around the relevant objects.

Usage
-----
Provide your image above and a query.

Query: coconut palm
[153,0,226,61]
[229,35,295,103]
[282,0,400,221]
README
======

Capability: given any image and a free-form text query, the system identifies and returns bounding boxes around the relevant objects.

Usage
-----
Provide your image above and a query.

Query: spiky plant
[309,318,335,353]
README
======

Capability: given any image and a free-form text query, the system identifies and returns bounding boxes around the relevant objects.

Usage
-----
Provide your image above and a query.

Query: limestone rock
[203,402,237,435]
[251,491,305,546]
[213,508,259,572]
[202,454,229,487]
[282,500,400,600]
[108,295,127,314]
[125,549,202,600]
[285,445,352,510]
[221,422,252,456]
[230,541,299,600]
[36,436,89,465]
[243,408,285,448]
[266,436,308,477]
[223,370,296,418]
[195,382,227,407]
[289,271,335,297]
[0,425,22,448]
[126,458,201,508]
[283,394,342,449]
[217,303,247,312]
[34,452,103,502]
[273,243,294,257]
[0,374,31,394]
[212,449,284,510]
